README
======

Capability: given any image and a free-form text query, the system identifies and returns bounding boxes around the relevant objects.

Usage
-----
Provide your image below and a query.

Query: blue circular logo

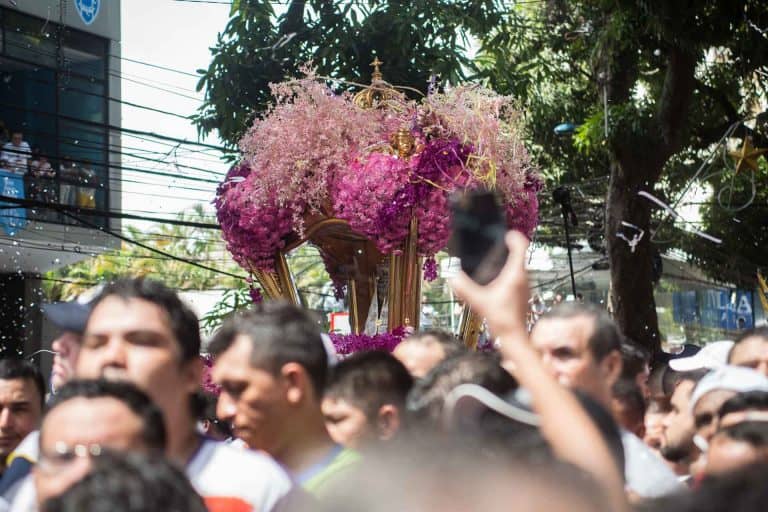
[75,0,100,26]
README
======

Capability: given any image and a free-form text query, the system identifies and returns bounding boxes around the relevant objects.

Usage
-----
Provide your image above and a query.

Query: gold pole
[349,279,361,334]
[252,269,283,300]
[251,253,300,305]
[459,306,483,350]
[274,251,301,305]
[387,216,422,329]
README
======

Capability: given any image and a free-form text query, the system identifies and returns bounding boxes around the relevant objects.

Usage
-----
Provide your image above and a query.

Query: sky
[118,0,233,225]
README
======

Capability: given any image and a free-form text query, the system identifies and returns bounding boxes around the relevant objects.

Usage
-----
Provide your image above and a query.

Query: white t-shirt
[1,141,31,174]
[8,437,293,512]
[186,438,293,512]
[621,429,685,498]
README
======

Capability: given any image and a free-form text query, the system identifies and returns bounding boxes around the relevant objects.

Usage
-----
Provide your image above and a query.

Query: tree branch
[694,77,739,123]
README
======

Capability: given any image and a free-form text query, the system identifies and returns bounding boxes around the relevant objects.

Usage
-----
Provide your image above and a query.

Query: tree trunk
[603,46,696,356]
[606,159,662,354]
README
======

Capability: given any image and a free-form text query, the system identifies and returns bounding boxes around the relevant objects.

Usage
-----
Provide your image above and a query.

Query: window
[0,7,110,228]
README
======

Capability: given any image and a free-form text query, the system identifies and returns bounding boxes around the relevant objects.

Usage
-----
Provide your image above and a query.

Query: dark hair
[729,327,768,363]
[407,352,517,427]
[45,379,166,454]
[612,378,646,418]
[647,463,768,512]
[326,351,414,421]
[719,391,768,419]
[670,368,710,391]
[717,421,768,447]
[209,302,328,395]
[0,358,46,408]
[198,391,232,439]
[89,277,200,362]
[542,304,621,361]
[619,338,650,380]
[41,451,208,512]
[402,330,464,358]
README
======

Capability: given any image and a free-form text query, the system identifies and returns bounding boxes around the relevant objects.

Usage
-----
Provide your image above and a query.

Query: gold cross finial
[370,57,383,81]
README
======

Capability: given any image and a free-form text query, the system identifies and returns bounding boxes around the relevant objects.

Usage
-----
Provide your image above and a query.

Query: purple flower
[248,285,263,304]
[423,256,438,282]
[329,326,407,356]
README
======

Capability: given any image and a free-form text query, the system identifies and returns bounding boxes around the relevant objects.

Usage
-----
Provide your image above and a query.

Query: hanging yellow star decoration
[728,136,768,174]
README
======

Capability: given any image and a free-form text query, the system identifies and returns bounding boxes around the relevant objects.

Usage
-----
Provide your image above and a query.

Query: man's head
[10,131,22,146]
[718,391,768,425]
[705,421,768,476]
[197,392,231,441]
[729,327,768,376]
[690,366,768,444]
[393,330,462,379]
[43,299,93,392]
[660,370,707,463]
[40,451,207,512]
[322,351,413,449]
[210,302,328,457]
[619,339,651,398]
[76,278,202,436]
[0,359,45,466]
[610,378,646,437]
[406,352,517,429]
[530,304,623,405]
[35,379,166,506]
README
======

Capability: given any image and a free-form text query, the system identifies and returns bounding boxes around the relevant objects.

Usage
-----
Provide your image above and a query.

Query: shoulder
[302,448,361,496]
[187,440,293,512]
[7,431,39,465]
[621,430,683,497]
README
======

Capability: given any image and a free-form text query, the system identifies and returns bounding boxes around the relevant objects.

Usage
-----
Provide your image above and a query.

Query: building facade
[0,1,121,357]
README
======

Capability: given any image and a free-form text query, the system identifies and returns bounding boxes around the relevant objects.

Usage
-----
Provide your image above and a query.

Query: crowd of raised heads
[0,233,767,511]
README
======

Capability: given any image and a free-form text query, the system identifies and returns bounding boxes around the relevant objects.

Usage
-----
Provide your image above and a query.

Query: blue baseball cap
[42,300,92,335]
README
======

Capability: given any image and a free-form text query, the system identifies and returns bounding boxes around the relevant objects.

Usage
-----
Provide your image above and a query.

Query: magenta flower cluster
[214,163,294,272]
[329,326,408,356]
[200,354,220,395]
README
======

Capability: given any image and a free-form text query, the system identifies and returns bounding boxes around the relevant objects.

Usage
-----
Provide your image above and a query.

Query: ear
[280,362,310,405]
[600,350,623,387]
[183,356,204,395]
[376,404,402,441]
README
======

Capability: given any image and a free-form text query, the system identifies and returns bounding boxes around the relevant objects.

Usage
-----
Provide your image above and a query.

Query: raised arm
[451,231,627,511]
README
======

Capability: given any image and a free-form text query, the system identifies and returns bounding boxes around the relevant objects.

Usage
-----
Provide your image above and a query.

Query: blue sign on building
[718,290,754,330]
[673,289,754,330]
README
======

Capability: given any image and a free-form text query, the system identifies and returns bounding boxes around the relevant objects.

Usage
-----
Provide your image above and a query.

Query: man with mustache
[75,277,293,512]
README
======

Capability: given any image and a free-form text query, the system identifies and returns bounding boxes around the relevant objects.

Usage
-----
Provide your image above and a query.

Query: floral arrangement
[201,354,220,395]
[215,68,540,288]
[330,326,408,356]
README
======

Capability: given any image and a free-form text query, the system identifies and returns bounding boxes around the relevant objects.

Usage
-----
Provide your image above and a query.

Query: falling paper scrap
[616,221,644,253]
[637,191,722,244]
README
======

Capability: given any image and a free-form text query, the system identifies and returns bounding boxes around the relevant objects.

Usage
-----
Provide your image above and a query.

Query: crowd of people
[0,231,767,511]
[0,126,100,232]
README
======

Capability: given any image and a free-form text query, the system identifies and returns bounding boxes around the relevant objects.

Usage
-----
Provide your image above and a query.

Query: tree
[193,0,508,146]
[477,0,768,352]
[196,0,768,353]
[44,205,243,300]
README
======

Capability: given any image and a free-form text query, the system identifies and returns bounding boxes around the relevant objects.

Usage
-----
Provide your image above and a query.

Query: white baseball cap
[668,340,734,372]
[690,365,768,411]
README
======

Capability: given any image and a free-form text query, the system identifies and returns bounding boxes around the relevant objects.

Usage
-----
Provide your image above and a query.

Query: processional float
[215,59,540,349]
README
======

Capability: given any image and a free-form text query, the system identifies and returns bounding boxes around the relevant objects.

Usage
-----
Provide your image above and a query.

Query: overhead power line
[111,54,201,78]
[0,195,221,229]
[0,101,233,153]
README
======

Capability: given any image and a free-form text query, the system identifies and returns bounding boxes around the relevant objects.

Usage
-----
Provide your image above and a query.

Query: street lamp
[552,186,578,298]
[553,122,579,298]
